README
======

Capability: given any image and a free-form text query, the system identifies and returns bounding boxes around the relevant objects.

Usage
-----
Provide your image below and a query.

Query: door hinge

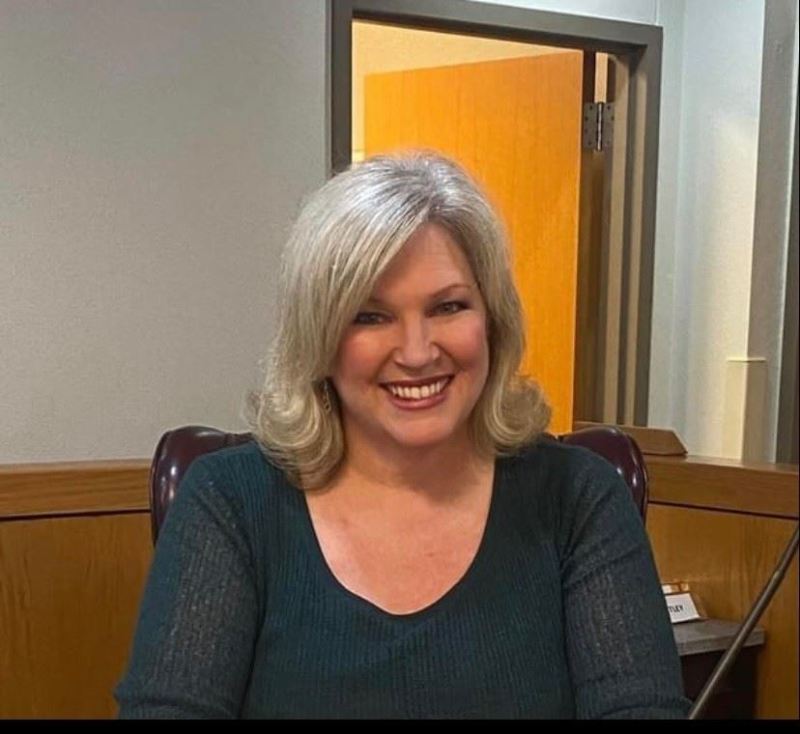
[582,102,614,151]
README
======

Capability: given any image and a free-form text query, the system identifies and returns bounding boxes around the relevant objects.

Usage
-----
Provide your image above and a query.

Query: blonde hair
[250,151,550,488]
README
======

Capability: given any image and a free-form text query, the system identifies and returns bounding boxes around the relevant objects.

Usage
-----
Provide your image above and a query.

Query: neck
[330,428,492,509]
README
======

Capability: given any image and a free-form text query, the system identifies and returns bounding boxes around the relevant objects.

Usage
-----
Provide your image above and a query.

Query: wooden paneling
[647,505,799,719]
[1,452,795,717]
[0,460,150,519]
[365,53,583,434]
[646,451,798,717]
[647,455,799,519]
[0,512,152,718]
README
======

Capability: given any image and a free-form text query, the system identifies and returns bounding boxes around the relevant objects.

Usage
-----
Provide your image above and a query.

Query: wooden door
[365,53,583,433]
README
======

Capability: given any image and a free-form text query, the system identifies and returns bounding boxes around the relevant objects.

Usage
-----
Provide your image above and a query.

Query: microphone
[688,525,799,719]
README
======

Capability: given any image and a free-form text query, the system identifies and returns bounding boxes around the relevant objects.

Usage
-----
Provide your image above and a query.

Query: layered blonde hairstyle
[250,152,550,489]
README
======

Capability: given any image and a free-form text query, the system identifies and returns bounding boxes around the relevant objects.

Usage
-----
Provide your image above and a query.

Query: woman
[116,152,689,718]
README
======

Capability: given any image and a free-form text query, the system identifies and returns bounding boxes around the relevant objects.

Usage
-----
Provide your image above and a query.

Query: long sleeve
[116,440,692,719]
[115,457,260,718]
[557,452,690,719]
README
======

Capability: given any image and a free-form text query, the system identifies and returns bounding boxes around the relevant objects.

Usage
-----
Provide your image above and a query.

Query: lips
[381,376,453,407]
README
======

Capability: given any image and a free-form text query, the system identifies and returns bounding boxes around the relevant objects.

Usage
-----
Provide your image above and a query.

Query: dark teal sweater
[116,439,689,718]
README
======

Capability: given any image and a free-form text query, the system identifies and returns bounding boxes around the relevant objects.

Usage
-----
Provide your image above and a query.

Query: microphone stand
[688,525,799,719]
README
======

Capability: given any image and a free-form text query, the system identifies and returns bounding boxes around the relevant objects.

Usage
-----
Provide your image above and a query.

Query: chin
[386,423,465,451]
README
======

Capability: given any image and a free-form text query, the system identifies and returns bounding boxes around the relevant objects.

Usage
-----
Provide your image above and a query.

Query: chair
[149,425,648,544]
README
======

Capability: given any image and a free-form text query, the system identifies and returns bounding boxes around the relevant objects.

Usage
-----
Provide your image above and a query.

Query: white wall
[0,0,327,461]
[667,0,765,458]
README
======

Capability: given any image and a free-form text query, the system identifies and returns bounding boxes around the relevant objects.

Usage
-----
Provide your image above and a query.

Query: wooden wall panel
[0,512,152,718]
[0,460,149,518]
[647,505,799,719]
[647,455,799,518]
[1,454,795,718]
[365,53,583,433]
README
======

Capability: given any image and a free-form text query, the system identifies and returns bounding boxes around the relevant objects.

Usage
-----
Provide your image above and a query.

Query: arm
[115,457,260,718]
[559,453,690,719]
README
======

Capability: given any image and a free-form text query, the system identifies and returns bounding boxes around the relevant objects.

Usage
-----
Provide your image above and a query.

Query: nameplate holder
[665,591,703,624]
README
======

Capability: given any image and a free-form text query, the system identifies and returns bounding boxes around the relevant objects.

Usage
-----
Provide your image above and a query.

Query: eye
[434,300,468,316]
[353,311,388,326]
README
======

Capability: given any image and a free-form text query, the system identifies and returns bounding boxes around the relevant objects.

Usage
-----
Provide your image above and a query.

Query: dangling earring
[320,379,333,414]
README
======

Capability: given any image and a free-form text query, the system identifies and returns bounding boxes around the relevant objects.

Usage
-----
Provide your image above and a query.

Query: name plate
[665,591,702,624]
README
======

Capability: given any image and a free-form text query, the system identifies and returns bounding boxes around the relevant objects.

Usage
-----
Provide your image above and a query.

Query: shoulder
[176,440,293,518]
[503,435,622,491]
[498,437,649,575]
[499,435,634,530]
[161,441,296,573]
[190,440,281,479]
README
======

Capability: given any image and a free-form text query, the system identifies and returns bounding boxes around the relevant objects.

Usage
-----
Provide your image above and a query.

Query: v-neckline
[298,457,503,623]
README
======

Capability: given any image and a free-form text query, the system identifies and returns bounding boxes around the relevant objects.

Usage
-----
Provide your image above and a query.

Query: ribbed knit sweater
[115,439,689,719]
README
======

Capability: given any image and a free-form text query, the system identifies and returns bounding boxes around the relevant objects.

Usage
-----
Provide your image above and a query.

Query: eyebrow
[364,282,476,306]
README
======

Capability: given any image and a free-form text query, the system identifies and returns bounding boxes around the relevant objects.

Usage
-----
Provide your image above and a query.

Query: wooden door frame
[328,0,663,427]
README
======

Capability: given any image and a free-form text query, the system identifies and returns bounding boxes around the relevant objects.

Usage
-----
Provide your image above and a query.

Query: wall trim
[1,452,795,524]
[0,460,150,520]
[647,454,799,519]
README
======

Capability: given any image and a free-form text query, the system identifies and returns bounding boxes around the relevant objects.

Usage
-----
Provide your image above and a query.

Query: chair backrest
[557,426,649,519]
[149,426,252,544]
[149,425,649,544]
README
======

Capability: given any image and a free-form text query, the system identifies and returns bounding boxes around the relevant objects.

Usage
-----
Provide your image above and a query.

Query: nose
[394,317,439,368]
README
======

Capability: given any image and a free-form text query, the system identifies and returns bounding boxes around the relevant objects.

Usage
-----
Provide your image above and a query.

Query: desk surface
[674,619,765,657]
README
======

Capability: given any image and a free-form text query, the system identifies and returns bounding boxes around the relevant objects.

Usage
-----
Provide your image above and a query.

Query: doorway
[330,0,663,432]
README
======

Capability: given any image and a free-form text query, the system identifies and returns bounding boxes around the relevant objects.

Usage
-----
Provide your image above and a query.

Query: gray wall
[0,0,327,461]
[2,0,796,462]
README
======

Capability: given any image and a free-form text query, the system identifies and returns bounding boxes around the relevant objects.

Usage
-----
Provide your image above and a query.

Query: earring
[320,379,333,414]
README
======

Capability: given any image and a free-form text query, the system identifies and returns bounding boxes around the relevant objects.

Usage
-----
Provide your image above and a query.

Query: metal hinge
[582,102,614,151]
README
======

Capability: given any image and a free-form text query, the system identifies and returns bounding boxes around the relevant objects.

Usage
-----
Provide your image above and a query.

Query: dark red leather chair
[149,425,648,544]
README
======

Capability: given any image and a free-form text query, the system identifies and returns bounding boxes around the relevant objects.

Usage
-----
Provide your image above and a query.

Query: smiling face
[330,222,490,459]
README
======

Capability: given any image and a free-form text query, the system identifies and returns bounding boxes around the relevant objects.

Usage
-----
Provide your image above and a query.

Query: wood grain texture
[647,455,799,519]
[1,456,793,717]
[647,505,799,719]
[0,460,150,519]
[0,512,152,718]
[365,53,583,434]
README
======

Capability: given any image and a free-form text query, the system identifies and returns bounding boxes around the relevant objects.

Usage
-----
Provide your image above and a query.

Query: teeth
[388,378,448,400]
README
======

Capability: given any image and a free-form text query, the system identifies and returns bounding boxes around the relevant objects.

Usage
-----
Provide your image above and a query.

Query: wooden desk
[675,619,766,719]
[645,453,798,718]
